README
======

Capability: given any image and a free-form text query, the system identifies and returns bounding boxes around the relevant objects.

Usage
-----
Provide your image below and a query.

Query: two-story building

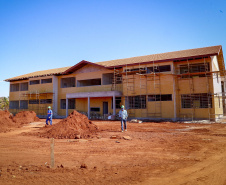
[5,45,225,121]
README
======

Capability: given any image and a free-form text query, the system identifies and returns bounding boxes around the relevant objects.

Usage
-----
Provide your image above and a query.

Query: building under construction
[5,45,225,121]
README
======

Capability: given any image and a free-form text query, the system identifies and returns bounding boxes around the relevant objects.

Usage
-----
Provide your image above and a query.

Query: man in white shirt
[119,105,128,132]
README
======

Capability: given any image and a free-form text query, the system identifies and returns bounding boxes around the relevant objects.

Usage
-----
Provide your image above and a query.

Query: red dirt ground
[0,118,226,184]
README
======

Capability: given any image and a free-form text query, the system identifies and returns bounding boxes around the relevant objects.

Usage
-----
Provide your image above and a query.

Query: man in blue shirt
[119,105,128,132]
[46,106,53,125]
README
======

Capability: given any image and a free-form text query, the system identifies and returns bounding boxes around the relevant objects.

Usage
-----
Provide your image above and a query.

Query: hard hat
[48,106,51,109]
[121,105,124,108]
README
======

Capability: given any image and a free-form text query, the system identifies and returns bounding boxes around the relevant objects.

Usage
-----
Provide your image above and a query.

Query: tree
[0,97,9,110]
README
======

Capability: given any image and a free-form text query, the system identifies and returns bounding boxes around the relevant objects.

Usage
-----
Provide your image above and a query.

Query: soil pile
[13,111,40,124]
[0,110,40,132]
[40,110,98,139]
[0,110,16,132]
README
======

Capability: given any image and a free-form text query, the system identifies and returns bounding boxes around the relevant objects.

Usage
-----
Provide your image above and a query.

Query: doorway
[103,102,108,115]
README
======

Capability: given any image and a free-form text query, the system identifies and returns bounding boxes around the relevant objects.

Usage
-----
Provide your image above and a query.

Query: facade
[5,45,225,121]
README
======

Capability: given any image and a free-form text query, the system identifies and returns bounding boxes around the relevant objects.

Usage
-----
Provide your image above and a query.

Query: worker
[46,106,53,125]
[119,105,128,132]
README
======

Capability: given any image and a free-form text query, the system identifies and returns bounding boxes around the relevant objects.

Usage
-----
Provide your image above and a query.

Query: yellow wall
[9,77,54,115]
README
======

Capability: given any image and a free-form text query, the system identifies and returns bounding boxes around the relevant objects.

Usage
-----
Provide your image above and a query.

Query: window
[41,78,52,84]
[30,80,40,85]
[148,94,172,101]
[125,67,146,74]
[116,97,122,109]
[90,107,100,112]
[29,100,39,104]
[10,84,19,92]
[20,100,28,109]
[181,93,212,108]
[112,97,122,109]
[60,99,75,109]
[61,99,66,109]
[68,99,75,109]
[147,65,171,73]
[102,73,113,85]
[9,101,19,109]
[179,63,210,78]
[40,99,52,104]
[127,95,146,109]
[61,77,75,88]
[20,82,28,91]
[77,78,101,87]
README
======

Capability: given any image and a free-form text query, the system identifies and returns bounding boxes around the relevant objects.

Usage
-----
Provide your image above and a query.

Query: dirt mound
[0,110,16,132]
[40,110,98,139]
[0,110,40,132]
[13,111,40,124]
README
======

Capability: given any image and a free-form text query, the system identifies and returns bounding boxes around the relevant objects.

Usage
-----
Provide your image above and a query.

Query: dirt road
[0,120,226,185]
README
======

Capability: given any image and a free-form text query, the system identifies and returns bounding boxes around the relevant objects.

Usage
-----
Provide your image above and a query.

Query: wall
[9,77,54,116]
[57,64,120,116]
[121,62,175,119]
[211,55,223,117]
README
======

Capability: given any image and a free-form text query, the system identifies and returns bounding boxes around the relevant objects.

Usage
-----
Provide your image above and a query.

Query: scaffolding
[116,56,226,121]
[175,57,226,121]
[18,90,55,117]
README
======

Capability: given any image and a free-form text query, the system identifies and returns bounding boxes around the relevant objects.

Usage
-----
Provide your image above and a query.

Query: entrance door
[103,102,108,115]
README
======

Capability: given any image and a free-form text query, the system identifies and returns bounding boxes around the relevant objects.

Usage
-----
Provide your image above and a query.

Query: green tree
[0,97,9,110]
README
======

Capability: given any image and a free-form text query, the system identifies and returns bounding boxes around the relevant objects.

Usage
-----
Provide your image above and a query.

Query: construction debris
[130,119,142,123]
[123,136,132,140]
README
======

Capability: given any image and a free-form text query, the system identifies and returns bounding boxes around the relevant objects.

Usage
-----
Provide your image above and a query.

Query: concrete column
[66,98,68,117]
[88,97,90,119]
[113,95,116,116]
[52,76,58,117]
[172,63,177,121]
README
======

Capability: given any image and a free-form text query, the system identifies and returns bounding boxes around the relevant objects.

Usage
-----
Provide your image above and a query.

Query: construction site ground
[0,119,226,185]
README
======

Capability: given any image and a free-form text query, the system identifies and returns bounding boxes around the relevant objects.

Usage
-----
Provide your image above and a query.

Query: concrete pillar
[88,97,90,119]
[52,76,58,117]
[172,63,177,121]
[113,95,116,116]
[66,98,68,117]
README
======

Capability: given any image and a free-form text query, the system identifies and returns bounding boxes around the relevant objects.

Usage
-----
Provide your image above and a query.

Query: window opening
[181,93,212,108]
[20,100,28,109]
[90,107,100,112]
[128,95,146,109]
[29,100,39,104]
[77,78,101,87]
[40,99,52,104]
[41,78,52,84]
[30,80,40,85]
[9,101,19,109]
[61,77,75,88]
[148,94,172,101]
[10,84,19,92]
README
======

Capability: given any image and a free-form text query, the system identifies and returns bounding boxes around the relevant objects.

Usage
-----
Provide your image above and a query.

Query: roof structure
[5,45,224,82]
[96,45,223,68]
[5,66,71,82]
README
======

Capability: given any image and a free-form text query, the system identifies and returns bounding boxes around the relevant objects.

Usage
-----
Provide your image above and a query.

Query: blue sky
[0,0,225,97]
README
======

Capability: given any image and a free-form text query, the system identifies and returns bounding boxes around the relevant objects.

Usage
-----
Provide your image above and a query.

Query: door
[103,102,108,115]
